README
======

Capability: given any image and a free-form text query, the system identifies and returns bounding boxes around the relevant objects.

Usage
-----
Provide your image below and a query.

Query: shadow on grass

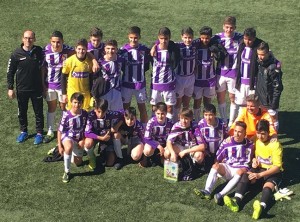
[278,111,300,145]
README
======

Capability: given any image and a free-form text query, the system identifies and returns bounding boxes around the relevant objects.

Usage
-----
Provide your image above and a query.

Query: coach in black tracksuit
[7,30,44,140]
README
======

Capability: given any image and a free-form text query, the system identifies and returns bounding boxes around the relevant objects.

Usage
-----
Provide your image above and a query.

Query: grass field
[0,0,299,221]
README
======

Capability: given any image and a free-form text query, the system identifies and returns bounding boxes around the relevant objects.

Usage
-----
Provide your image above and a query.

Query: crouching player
[118,107,145,167]
[165,108,204,180]
[224,120,283,220]
[57,93,89,183]
[143,102,173,166]
[195,121,253,205]
[84,98,123,170]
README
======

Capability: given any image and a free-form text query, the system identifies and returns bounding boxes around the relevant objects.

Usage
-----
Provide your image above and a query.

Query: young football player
[150,27,180,120]
[119,26,151,127]
[173,27,197,121]
[87,27,105,61]
[143,102,173,166]
[97,39,123,111]
[195,121,253,205]
[215,16,243,126]
[84,98,123,170]
[224,120,283,220]
[57,92,88,183]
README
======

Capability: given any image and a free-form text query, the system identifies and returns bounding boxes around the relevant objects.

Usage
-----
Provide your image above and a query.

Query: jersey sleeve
[271,141,283,169]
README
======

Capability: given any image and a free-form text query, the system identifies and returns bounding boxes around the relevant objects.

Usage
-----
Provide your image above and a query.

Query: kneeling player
[195,121,253,205]
[57,93,88,183]
[224,120,283,220]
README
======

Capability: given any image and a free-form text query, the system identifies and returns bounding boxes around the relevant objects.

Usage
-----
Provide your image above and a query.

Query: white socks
[218,103,227,123]
[205,168,218,193]
[64,153,71,173]
[229,103,238,126]
[220,174,241,196]
[47,111,55,132]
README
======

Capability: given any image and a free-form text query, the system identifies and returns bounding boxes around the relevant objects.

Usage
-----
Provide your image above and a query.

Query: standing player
[215,16,243,126]
[87,27,105,61]
[97,39,123,111]
[143,102,173,166]
[173,27,197,121]
[42,31,74,143]
[255,42,283,131]
[195,121,253,205]
[224,120,283,220]
[57,92,88,183]
[119,26,151,127]
[7,30,45,145]
[150,27,180,121]
[235,27,263,108]
[61,38,94,111]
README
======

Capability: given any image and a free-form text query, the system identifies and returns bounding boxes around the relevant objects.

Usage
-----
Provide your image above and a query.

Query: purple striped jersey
[215,32,243,78]
[216,136,254,169]
[119,119,144,142]
[98,57,124,94]
[144,116,173,148]
[43,44,73,90]
[119,43,150,90]
[194,47,216,87]
[167,121,198,147]
[240,47,253,85]
[85,110,123,140]
[152,46,176,91]
[87,42,105,61]
[196,118,227,154]
[175,42,197,76]
[58,109,88,142]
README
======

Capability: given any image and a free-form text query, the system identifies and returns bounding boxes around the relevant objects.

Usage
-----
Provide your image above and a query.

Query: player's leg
[131,142,144,161]
[16,91,30,142]
[84,138,97,170]
[227,77,238,127]
[143,143,155,157]
[164,90,176,121]
[62,138,74,182]
[121,86,132,110]
[31,91,44,145]
[193,86,203,122]
[44,90,57,143]
[216,75,228,123]
[136,87,148,127]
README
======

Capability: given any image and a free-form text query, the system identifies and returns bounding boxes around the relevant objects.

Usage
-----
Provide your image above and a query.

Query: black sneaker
[114,158,124,170]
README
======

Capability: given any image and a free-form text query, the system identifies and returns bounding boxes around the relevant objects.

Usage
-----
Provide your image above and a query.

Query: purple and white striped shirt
[85,110,123,140]
[98,57,124,95]
[144,116,173,149]
[216,136,253,169]
[87,42,105,61]
[196,118,227,154]
[167,121,198,147]
[240,47,253,86]
[58,110,88,142]
[152,46,176,91]
[195,47,216,87]
[120,43,150,90]
[215,32,243,78]
[43,44,73,90]
[175,42,197,76]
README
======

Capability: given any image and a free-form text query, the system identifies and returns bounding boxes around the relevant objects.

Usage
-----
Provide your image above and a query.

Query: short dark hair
[235,121,247,131]
[70,92,84,103]
[179,108,193,120]
[158,27,171,38]
[128,26,141,36]
[90,27,103,38]
[181,27,194,37]
[76,38,88,48]
[244,27,256,38]
[257,42,270,52]
[154,102,167,113]
[94,98,108,112]
[256,119,270,132]
[199,26,212,36]
[203,104,217,115]
[105,39,118,48]
[51,30,63,39]
[223,16,236,26]
[124,107,137,119]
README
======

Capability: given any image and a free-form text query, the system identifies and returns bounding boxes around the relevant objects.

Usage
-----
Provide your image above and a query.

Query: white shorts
[216,75,236,94]
[234,85,255,106]
[175,75,195,98]
[173,143,198,163]
[121,87,147,104]
[101,89,123,111]
[193,86,216,100]
[45,88,64,103]
[150,89,176,106]
[217,163,240,181]
[62,137,84,157]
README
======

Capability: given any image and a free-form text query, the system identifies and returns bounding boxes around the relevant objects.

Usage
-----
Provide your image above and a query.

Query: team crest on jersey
[106,119,111,127]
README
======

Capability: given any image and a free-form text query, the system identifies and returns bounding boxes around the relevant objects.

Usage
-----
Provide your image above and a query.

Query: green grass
[0,0,299,221]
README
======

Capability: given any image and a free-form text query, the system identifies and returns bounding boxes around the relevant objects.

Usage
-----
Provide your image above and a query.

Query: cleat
[194,189,211,200]
[114,158,124,170]
[88,155,97,170]
[16,132,28,143]
[223,195,239,212]
[62,172,71,183]
[43,131,54,143]
[214,193,223,205]
[33,134,43,145]
[252,200,262,220]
